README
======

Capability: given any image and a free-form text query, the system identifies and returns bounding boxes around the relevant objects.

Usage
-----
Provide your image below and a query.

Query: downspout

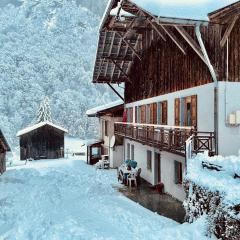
[195,23,218,155]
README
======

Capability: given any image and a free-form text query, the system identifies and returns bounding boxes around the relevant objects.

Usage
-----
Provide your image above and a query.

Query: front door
[154,152,161,185]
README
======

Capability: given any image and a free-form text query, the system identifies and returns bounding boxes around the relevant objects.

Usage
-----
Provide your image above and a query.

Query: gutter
[195,23,219,155]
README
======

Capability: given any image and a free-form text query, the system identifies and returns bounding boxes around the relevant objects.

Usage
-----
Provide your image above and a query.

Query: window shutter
[157,102,162,125]
[152,103,157,124]
[141,105,146,123]
[180,98,185,126]
[174,160,179,184]
[175,98,180,126]
[162,101,168,125]
[191,95,197,127]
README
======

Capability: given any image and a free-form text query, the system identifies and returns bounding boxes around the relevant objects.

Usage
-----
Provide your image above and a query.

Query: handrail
[114,122,216,157]
[115,122,194,130]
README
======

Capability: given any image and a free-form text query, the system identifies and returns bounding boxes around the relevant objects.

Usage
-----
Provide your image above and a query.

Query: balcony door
[154,152,161,185]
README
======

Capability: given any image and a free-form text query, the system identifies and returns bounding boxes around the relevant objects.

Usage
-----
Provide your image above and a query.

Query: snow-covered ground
[0,158,211,240]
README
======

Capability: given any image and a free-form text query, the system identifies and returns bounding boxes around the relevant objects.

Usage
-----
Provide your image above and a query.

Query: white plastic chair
[127,173,137,188]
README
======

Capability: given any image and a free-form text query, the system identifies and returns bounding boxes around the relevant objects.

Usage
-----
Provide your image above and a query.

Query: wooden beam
[116,32,142,61]
[146,18,166,41]
[110,59,129,79]
[175,25,206,64]
[160,25,186,55]
[220,15,239,48]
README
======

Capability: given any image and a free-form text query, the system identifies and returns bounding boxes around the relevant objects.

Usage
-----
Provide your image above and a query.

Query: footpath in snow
[0,158,211,240]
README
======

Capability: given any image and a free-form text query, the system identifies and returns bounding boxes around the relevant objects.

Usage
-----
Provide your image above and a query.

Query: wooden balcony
[114,122,216,157]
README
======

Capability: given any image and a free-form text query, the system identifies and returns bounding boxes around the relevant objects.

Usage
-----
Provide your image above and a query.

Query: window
[131,145,134,160]
[174,161,183,184]
[147,150,152,171]
[127,143,130,160]
[157,101,168,125]
[104,121,108,137]
[175,95,197,127]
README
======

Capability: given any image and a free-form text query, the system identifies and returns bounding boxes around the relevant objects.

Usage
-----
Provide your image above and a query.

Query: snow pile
[184,153,240,239]
[186,153,240,206]
[0,158,210,239]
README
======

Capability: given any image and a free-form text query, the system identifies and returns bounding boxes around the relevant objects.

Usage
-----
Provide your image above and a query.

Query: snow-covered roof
[130,0,239,20]
[186,153,240,206]
[17,121,68,137]
[86,100,124,117]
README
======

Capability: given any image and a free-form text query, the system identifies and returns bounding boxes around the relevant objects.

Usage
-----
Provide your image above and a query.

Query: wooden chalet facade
[92,0,240,201]
[17,122,68,160]
[86,101,124,167]
[0,130,11,174]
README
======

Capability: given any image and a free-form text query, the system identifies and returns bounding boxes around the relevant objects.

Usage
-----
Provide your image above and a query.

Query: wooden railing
[114,122,216,157]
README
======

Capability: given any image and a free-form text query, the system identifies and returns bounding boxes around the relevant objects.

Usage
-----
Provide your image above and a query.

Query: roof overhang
[86,100,124,117]
[92,0,213,85]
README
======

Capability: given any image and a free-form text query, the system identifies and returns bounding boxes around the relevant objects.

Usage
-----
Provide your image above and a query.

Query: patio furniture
[136,168,141,185]
[127,173,137,188]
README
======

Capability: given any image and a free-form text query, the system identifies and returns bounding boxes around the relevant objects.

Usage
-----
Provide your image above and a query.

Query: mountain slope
[0,0,115,146]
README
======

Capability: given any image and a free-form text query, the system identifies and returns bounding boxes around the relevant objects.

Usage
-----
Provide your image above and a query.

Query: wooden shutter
[152,103,157,124]
[141,105,146,123]
[175,98,180,126]
[191,95,197,127]
[162,101,168,125]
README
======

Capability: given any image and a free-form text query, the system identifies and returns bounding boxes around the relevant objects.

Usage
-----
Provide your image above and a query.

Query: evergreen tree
[36,97,52,123]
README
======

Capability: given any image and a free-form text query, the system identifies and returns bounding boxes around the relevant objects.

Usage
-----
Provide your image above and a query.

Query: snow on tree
[36,97,52,123]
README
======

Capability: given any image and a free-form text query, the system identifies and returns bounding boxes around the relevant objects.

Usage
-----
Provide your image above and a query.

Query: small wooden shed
[0,129,11,174]
[17,121,68,160]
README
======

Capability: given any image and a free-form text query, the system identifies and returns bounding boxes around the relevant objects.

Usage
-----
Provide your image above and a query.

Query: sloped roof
[86,100,124,117]
[0,129,11,151]
[17,121,68,137]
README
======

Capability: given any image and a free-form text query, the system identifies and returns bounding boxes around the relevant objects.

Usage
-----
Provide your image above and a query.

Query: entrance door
[154,152,161,184]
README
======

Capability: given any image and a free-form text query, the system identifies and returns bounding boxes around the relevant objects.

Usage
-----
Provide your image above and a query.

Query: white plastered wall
[125,139,186,202]
[125,83,215,132]
[218,82,240,156]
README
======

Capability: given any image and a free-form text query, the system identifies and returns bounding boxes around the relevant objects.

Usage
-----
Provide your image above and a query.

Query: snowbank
[186,153,240,206]
[0,158,210,239]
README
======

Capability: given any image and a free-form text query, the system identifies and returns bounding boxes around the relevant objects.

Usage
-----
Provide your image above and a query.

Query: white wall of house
[125,139,186,202]
[218,82,240,156]
[100,116,123,168]
[125,82,215,133]
[110,145,124,168]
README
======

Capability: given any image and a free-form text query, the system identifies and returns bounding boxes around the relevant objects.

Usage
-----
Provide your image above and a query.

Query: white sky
[132,0,239,19]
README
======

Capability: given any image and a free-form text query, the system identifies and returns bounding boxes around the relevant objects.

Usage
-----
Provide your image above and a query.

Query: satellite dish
[110,136,116,148]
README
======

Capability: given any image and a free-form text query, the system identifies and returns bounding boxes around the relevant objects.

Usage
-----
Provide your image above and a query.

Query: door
[154,152,161,184]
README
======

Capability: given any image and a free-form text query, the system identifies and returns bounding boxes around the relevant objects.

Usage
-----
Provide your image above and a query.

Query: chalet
[92,0,240,201]
[0,130,11,174]
[86,100,124,167]
[17,121,68,160]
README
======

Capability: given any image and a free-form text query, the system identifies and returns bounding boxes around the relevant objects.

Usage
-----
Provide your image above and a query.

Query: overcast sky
[132,0,239,19]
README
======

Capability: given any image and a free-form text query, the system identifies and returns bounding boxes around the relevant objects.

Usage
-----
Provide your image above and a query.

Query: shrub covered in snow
[184,153,240,239]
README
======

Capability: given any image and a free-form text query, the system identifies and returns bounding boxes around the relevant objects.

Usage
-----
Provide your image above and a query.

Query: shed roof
[86,100,124,117]
[17,121,68,137]
[0,130,11,152]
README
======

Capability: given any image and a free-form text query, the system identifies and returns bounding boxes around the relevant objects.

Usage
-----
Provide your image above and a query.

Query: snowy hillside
[0,0,114,146]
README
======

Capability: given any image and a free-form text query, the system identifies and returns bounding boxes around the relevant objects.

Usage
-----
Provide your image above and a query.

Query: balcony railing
[114,122,216,157]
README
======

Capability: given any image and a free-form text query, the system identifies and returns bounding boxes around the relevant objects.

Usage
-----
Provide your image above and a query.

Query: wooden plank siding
[125,24,228,103]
